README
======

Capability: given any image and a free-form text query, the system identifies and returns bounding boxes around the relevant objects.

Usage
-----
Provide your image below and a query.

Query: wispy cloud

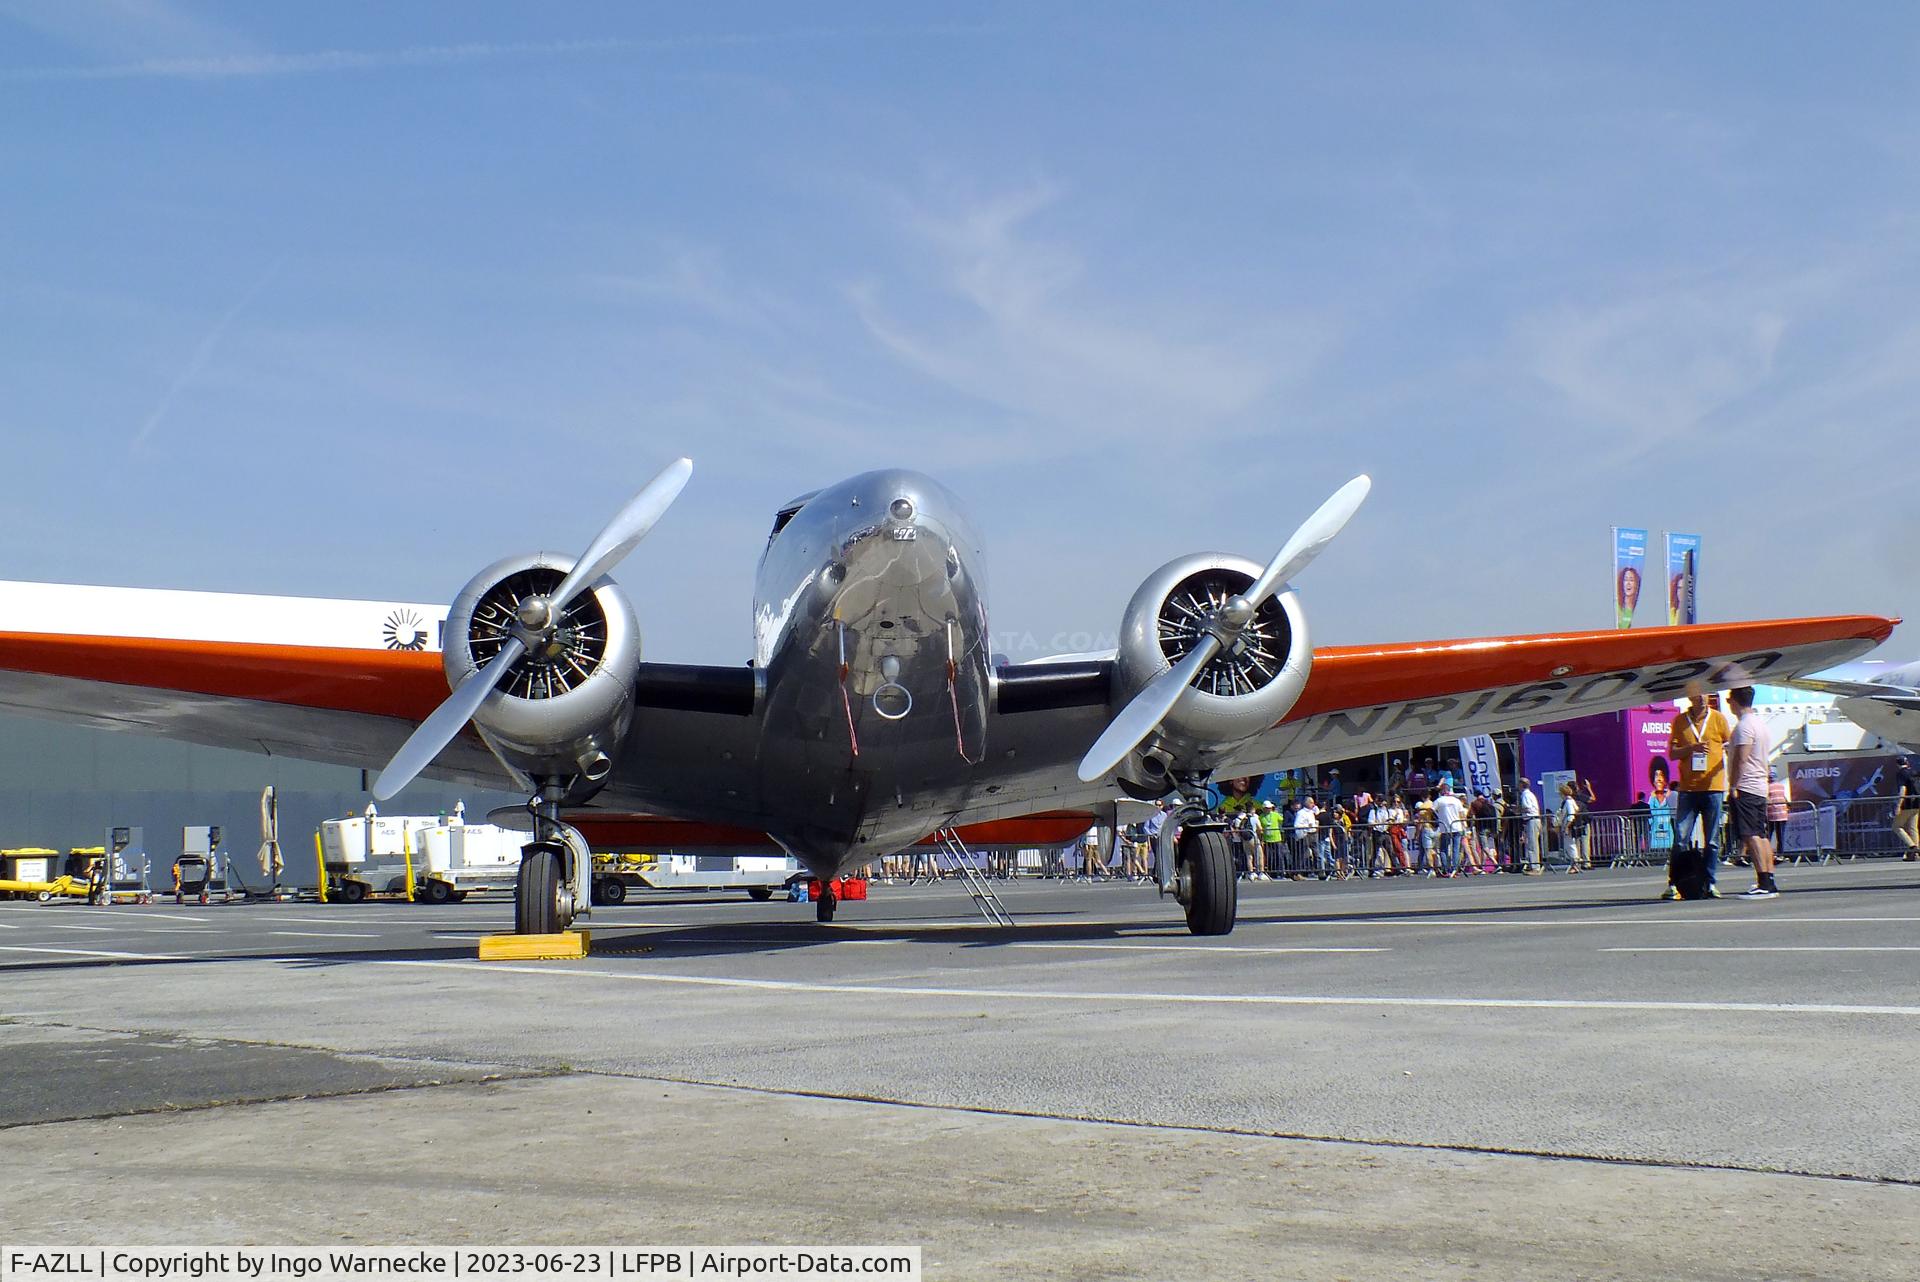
[0,0,252,63]
[2,25,1002,82]
[1512,232,1920,465]
[849,181,1331,445]
[581,245,800,334]
[133,260,280,450]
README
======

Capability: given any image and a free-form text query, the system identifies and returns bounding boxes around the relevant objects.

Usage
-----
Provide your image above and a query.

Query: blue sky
[4,2,1916,662]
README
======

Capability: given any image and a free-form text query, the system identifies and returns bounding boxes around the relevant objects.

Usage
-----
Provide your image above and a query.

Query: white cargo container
[412,822,524,902]
[318,813,440,901]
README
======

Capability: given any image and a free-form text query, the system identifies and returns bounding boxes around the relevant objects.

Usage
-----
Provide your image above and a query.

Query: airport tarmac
[3,861,1918,1279]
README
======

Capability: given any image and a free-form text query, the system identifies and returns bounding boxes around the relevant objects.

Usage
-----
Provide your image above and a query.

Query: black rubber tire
[747,886,774,902]
[1180,827,1237,936]
[600,877,627,906]
[450,890,468,903]
[816,888,837,923]
[421,879,453,905]
[516,847,563,935]
[339,880,368,904]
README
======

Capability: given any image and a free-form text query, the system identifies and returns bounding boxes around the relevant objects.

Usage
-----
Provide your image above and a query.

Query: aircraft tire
[816,887,837,923]
[516,848,564,935]
[1180,827,1236,936]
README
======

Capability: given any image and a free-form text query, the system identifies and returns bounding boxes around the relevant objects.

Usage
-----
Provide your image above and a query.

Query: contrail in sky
[133,259,281,451]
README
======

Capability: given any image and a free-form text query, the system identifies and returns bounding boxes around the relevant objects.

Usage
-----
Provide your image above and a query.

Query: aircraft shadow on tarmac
[3,871,1910,972]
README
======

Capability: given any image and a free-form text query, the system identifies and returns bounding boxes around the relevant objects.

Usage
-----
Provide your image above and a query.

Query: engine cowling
[1111,552,1312,786]
[442,552,643,797]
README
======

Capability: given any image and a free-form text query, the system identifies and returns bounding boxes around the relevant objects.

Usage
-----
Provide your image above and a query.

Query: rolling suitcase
[1668,846,1710,900]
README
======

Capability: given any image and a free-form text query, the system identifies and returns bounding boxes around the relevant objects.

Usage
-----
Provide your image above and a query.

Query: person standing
[1517,779,1543,874]
[1766,768,1792,856]
[1291,797,1319,881]
[1081,825,1108,881]
[1432,783,1466,877]
[1726,687,1779,898]
[1257,801,1284,881]
[1557,782,1587,873]
[1667,689,1733,897]
[1894,755,1919,861]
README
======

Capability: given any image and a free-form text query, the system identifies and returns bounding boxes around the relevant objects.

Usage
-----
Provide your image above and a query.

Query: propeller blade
[1242,474,1371,607]
[1076,634,1221,783]
[372,636,526,800]
[548,456,694,613]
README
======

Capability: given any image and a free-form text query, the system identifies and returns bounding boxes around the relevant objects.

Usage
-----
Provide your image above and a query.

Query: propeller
[371,456,694,801]
[1076,475,1371,784]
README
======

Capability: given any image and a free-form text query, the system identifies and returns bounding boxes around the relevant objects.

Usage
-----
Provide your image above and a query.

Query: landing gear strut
[816,885,837,923]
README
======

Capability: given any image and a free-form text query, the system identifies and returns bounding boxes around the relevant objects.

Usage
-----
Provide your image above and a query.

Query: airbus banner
[1613,526,1648,629]
[1456,733,1501,799]
[1665,532,1701,626]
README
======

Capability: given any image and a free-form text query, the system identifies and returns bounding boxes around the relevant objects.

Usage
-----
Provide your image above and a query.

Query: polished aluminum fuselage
[728,469,993,874]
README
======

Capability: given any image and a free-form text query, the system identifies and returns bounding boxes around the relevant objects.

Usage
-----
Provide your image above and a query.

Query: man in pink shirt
[1727,686,1778,898]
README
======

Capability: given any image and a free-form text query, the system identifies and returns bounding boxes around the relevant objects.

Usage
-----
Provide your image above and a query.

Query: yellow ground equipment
[590,849,799,903]
[0,848,89,901]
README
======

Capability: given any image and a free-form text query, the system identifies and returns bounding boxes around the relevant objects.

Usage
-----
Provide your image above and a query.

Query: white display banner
[1456,734,1500,799]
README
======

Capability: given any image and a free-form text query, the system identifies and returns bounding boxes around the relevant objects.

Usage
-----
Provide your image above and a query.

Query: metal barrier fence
[1816,795,1920,861]
[865,795,1919,883]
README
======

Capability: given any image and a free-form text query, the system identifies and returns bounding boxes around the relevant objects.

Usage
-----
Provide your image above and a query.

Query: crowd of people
[870,691,1909,894]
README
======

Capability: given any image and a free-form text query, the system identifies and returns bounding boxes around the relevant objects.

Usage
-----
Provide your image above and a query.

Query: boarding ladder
[931,827,1014,927]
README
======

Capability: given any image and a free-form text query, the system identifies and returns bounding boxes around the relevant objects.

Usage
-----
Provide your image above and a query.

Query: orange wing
[1229,614,1897,772]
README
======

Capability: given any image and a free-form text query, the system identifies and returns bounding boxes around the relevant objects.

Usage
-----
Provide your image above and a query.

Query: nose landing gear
[816,884,838,923]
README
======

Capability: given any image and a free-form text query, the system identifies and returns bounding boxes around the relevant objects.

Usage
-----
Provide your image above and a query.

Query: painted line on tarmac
[378,959,1920,1017]
[1601,945,1920,953]
[1278,916,1920,927]
[269,930,381,939]
[1008,943,1389,955]
[27,923,117,932]
[0,945,186,961]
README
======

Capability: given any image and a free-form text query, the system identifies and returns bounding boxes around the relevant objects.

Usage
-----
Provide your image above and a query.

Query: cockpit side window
[767,490,817,544]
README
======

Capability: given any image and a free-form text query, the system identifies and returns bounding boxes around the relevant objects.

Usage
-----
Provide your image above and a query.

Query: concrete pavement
[3,861,1917,1278]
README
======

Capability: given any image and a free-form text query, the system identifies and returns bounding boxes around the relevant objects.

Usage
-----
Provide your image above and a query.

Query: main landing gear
[1176,825,1236,936]
[1153,776,1237,936]
[513,789,590,936]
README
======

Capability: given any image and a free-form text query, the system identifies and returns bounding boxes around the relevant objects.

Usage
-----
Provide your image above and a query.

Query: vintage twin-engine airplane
[0,458,1898,935]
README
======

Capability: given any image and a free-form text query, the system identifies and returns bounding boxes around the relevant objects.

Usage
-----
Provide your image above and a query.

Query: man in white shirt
[1727,686,1778,898]
[1432,783,1467,877]
[1291,800,1319,880]
[1517,779,1543,874]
